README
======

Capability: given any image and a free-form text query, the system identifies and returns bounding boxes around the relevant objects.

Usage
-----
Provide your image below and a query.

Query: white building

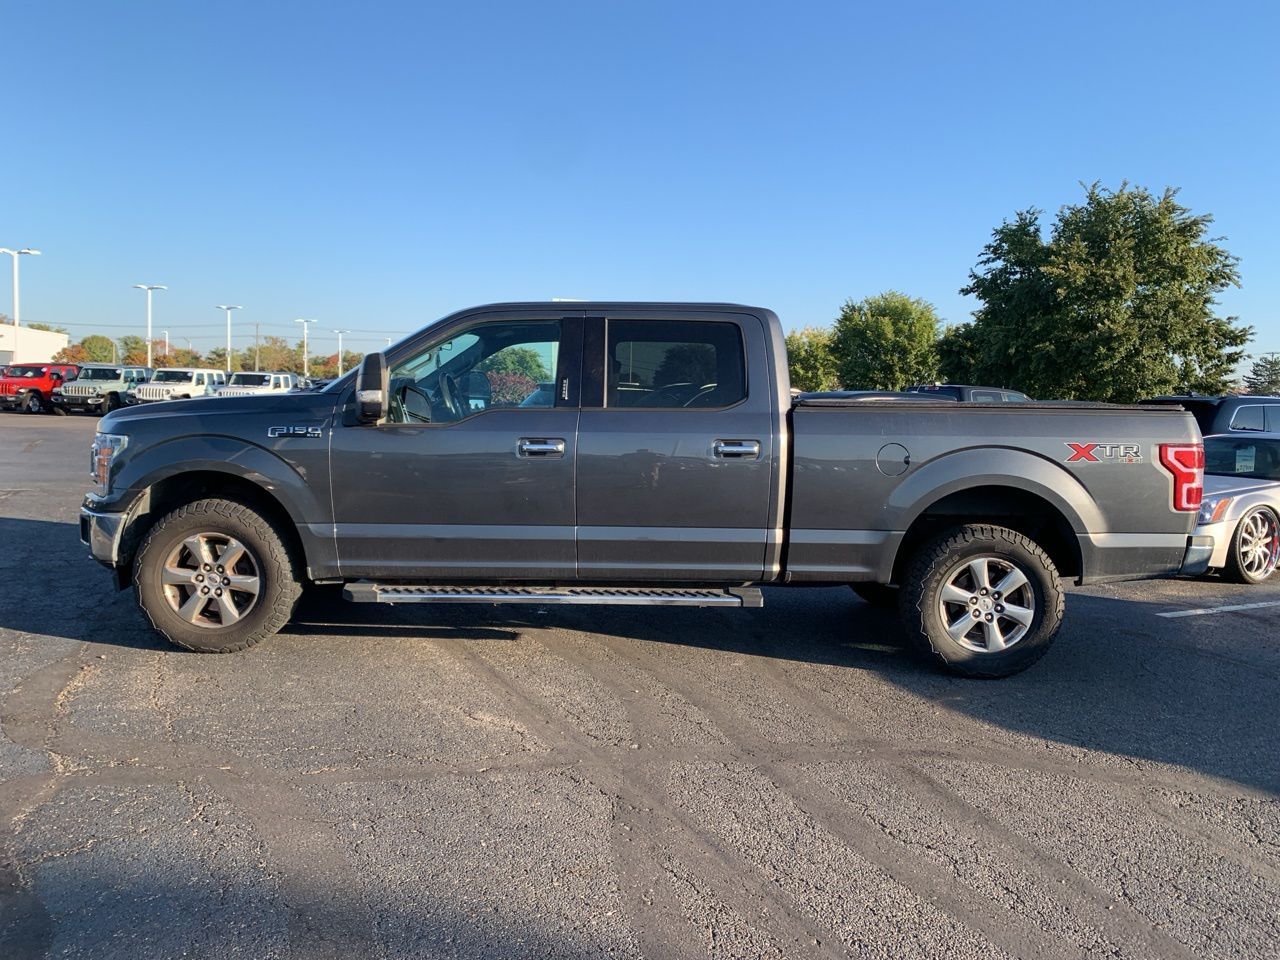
[0,325,70,365]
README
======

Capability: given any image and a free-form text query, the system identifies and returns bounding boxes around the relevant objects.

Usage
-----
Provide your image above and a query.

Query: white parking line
[1157,600,1280,619]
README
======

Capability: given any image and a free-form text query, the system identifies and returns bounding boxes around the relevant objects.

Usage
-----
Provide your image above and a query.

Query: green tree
[79,334,117,362]
[1244,354,1280,395]
[117,335,147,365]
[937,323,979,385]
[785,326,840,392]
[962,183,1251,402]
[28,322,69,334]
[831,291,941,390]
[475,346,550,381]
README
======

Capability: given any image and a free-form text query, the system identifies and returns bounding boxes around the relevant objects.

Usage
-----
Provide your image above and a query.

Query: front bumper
[0,393,27,408]
[53,394,105,409]
[80,506,127,566]
[1179,534,1216,576]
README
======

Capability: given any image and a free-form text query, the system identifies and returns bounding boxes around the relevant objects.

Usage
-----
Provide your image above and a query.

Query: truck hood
[1202,474,1280,498]
[101,390,339,433]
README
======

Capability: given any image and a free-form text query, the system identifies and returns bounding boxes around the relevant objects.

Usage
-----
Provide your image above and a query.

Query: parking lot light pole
[0,247,41,357]
[216,305,242,372]
[133,284,167,367]
[333,329,351,376]
[162,329,169,357]
[294,318,317,378]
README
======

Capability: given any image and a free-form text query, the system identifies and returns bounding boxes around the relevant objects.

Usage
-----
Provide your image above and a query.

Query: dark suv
[905,383,1031,402]
[1139,395,1280,436]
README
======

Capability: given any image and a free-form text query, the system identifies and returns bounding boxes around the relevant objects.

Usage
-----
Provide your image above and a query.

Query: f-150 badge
[267,425,322,439]
[1065,442,1143,464]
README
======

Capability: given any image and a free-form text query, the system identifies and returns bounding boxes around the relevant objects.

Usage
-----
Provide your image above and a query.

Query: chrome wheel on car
[161,533,261,628]
[1238,510,1279,580]
[937,555,1036,653]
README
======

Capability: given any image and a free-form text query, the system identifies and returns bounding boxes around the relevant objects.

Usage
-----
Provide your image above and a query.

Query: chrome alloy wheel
[937,555,1036,653]
[161,533,261,628]
[1239,510,1280,580]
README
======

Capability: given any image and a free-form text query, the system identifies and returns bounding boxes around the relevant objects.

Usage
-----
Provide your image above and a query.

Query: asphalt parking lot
[1,413,1277,960]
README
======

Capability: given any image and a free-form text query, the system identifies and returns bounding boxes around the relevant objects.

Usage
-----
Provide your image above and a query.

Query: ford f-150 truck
[79,302,1212,676]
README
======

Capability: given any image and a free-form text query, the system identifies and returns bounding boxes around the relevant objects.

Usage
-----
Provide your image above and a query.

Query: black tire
[22,391,44,414]
[134,498,302,653]
[900,524,1063,678]
[849,582,899,608]
[51,402,67,416]
[104,392,120,413]
[1222,507,1280,585]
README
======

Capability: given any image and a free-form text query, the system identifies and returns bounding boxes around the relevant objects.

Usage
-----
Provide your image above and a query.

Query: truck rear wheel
[900,524,1063,678]
[134,498,302,653]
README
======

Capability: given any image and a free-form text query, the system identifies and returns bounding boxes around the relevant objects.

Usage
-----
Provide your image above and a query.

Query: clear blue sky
[4,0,1278,357]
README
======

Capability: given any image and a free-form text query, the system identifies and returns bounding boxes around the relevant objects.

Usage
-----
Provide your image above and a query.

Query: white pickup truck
[215,371,300,398]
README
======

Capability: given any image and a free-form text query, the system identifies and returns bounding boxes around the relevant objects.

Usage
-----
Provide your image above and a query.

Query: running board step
[342,582,763,608]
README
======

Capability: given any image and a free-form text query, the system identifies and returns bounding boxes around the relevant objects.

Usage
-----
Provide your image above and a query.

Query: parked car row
[0,363,321,416]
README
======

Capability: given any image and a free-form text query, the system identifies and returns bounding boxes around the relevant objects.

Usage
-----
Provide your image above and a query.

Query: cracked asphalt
[1,413,1277,959]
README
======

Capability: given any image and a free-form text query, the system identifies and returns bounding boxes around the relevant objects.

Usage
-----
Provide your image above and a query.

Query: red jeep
[0,363,80,414]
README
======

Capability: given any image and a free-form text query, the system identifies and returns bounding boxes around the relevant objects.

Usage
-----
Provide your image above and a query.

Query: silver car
[1196,433,1280,583]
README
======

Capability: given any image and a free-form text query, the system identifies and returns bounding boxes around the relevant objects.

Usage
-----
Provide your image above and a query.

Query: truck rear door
[574,311,779,581]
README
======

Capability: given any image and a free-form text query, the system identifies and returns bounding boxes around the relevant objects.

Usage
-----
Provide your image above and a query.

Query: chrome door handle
[517,437,566,458]
[713,439,761,460]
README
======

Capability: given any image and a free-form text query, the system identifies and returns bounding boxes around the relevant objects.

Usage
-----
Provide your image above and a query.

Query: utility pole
[0,247,41,358]
[333,329,351,376]
[294,318,317,378]
[132,284,166,367]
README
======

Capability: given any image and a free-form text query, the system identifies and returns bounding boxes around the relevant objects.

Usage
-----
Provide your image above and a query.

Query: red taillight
[1159,443,1204,512]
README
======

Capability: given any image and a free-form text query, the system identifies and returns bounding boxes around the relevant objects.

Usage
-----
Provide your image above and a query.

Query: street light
[162,329,170,357]
[333,329,351,376]
[215,305,242,372]
[294,318,317,378]
[133,284,166,367]
[0,247,41,357]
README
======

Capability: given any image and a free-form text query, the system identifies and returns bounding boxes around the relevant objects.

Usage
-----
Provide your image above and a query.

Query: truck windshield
[153,370,194,383]
[78,368,123,381]
[229,373,271,386]
[1204,437,1280,482]
[3,366,46,378]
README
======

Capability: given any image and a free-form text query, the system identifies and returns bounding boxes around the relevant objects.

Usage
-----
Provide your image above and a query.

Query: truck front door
[574,313,779,581]
[329,314,582,580]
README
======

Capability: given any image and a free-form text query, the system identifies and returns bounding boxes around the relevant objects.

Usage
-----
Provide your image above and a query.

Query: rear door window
[1230,404,1266,432]
[970,390,1003,403]
[606,320,746,409]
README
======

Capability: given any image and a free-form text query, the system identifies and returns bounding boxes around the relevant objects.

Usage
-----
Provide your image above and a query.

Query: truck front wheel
[900,524,1063,678]
[134,498,302,653]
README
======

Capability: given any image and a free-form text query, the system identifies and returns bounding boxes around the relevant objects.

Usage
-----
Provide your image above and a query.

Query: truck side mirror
[356,352,388,424]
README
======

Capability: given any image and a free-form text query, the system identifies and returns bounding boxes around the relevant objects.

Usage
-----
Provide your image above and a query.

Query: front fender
[105,434,328,525]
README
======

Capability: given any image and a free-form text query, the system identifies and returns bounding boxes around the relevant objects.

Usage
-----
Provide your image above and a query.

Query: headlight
[90,433,128,489]
[1198,496,1232,524]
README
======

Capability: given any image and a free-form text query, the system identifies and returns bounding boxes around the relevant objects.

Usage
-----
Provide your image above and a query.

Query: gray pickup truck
[80,302,1212,676]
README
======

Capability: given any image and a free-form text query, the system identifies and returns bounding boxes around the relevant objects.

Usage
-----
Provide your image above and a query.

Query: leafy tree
[785,326,840,392]
[475,346,550,382]
[961,183,1251,402]
[831,291,941,390]
[1244,354,1280,395]
[52,344,90,365]
[159,348,204,368]
[80,334,117,362]
[28,322,69,334]
[255,335,300,373]
[117,335,148,365]
[486,371,538,406]
[937,323,979,385]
